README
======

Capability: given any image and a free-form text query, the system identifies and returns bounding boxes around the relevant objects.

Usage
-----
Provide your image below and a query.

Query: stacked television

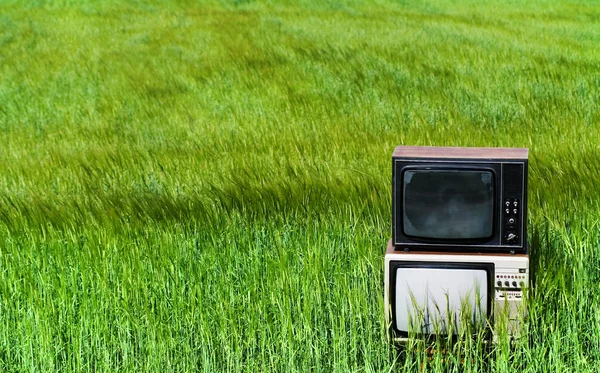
[385,146,529,342]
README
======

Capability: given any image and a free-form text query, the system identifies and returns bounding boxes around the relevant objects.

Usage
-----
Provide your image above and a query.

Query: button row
[496,275,526,279]
[496,280,525,288]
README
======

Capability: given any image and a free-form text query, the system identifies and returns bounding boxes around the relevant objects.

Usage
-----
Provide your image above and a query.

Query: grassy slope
[0,0,599,371]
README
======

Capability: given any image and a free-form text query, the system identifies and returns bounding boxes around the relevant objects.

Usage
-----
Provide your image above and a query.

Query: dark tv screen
[403,170,494,240]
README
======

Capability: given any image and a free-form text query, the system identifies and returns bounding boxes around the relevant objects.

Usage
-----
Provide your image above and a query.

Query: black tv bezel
[388,260,495,339]
[400,165,498,244]
[392,158,527,253]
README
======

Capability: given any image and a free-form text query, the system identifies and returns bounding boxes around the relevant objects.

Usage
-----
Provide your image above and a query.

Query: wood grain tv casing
[392,146,528,254]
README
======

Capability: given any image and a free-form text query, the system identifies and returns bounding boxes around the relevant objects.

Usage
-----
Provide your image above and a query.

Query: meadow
[0,0,599,371]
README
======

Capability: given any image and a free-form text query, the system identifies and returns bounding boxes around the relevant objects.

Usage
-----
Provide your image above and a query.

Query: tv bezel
[388,260,495,338]
[400,164,498,244]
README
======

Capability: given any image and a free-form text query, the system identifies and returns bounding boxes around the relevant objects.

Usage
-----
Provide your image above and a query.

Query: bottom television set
[384,241,529,341]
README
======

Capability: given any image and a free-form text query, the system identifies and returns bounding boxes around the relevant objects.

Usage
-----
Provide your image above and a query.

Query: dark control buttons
[497,278,525,288]
[503,199,520,244]
[504,199,520,216]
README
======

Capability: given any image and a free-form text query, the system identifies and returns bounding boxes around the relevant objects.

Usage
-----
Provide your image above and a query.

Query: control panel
[502,198,520,245]
[494,269,528,337]
[494,270,528,300]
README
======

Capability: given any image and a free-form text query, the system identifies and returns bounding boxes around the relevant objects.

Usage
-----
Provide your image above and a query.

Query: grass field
[0,0,599,371]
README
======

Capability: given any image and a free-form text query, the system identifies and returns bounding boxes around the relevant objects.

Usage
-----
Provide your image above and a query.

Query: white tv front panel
[384,242,529,341]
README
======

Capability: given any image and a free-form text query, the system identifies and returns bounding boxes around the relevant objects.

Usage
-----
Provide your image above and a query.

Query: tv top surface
[393,146,528,160]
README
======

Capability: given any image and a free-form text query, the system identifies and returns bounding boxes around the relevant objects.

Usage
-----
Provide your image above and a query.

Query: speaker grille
[502,164,523,197]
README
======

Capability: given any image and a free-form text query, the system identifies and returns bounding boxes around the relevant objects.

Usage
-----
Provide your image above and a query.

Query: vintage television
[384,241,529,340]
[392,146,528,254]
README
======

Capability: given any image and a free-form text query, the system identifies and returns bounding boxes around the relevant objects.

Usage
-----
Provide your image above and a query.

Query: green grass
[0,0,599,371]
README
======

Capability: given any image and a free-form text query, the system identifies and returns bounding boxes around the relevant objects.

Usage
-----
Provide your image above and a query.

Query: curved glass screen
[403,169,494,240]
[394,267,488,334]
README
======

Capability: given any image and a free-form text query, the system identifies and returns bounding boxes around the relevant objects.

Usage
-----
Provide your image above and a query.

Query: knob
[507,233,517,243]
[508,218,515,225]
[505,201,510,207]
[504,281,510,287]
[519,281,525,288]
[497,281,502,287]
[512,281,517,287]
[513,201,518,207]
[505,209,510,214]
[513,208,518,214]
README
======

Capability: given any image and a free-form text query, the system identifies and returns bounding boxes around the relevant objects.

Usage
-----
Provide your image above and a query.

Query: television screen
[403,170,494,240]
[394,267,488,334]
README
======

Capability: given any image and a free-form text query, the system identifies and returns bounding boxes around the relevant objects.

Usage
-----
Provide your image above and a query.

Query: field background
[0,0,599,371]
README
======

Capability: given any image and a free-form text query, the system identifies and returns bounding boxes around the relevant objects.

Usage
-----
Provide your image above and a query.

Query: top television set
[392,146,528,254]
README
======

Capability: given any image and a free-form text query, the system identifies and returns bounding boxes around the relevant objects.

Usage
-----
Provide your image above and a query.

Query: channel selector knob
[512,281,518,287]
[497,281,502,287]
[506,233,517,243]
[504,281,510,287]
